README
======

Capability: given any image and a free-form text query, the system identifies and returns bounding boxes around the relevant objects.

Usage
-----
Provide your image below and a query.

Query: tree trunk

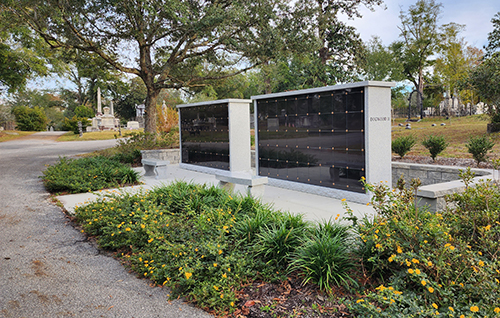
[417,71,424,118]
[144,88,160,134]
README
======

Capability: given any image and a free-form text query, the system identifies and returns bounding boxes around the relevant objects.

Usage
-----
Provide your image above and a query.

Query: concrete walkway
[58,164,375,223]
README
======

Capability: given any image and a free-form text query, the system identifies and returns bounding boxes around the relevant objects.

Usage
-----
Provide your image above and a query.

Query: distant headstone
[78,121,83,137]
[405,123,411,130]
[398,123,404,127]
[431,123,436,126]
[50,126,54,132]
[127,121,140,129]
[441,123,446,126]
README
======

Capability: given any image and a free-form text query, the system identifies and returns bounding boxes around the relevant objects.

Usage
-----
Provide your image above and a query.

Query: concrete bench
[141,159,170,179]
[215,171,268,197]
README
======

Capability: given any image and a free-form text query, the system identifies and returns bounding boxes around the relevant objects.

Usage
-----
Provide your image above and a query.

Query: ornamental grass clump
[347,176,500,317]
[42,156,140,194]
[289,220,355,290]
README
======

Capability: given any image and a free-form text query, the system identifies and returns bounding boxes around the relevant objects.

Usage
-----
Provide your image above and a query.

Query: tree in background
[485,12,500,57]
[11,105,48,131]
[2,0,293,134]
[467,12,500,124]
[392,0,442,117]
[359,36,404,81]
[434,23,483,116]
[56,50,128,115]
[0,10,50,93]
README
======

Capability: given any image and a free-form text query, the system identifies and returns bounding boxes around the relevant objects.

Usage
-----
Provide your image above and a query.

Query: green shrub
[61,116,91,134]
[41,156,140,193]
[391,135,416,158]
[12,105,48,131]
[347,177,500,317]
[95,131,179,165]
[289,220,355,289]
[465,135,495,166]
[421,135,448,161]
[74,182,274,314]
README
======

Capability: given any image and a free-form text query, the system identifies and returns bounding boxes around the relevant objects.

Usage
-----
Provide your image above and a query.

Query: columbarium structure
[252,81,394,203]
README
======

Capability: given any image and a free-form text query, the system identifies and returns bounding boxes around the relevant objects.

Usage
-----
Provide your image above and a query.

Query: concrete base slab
[57,165,375,223]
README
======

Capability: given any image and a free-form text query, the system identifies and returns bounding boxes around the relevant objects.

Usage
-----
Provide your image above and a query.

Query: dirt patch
[32,260,49,277]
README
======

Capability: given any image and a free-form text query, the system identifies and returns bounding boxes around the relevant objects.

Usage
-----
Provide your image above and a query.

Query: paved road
[0,132,211,318]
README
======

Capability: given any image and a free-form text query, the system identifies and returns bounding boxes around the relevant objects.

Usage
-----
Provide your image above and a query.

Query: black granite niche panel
[180,103,230,170]
[257,87,365,192]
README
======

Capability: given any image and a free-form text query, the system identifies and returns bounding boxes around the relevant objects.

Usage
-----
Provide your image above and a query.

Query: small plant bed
[72,177,500,317]
[42,156,140,194]
[73,182,358,316]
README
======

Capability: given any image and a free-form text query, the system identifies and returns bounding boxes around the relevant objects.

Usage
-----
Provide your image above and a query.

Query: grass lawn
[56,129,142,142]
[0,130,37,142]
[392,115,500,159]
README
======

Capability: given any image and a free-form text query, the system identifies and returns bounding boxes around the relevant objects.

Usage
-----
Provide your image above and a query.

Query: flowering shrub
[348,177,500,317]
[75,182,286,314]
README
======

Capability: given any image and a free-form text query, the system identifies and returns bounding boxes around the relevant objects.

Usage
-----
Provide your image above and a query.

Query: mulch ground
[232,276,354,318]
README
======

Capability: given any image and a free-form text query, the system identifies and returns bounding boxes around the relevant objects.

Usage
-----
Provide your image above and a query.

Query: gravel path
[0,132,211,318]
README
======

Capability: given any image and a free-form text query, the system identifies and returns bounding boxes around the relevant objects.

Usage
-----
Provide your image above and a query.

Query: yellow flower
[141,224,145,229]
[494,307,500,313]
[125,227,131,231]
[375,243,382,249]
[427,261,433,267]
[341,198,346,202]
[427,287,434,293]
[222,273,227,278]
[227,268,231,272]
[220,294,224,299]
[393,290,402,295]
[432,303,438,309]
[421,280,427,286]
[218,250,223,255]
[470,306,479,312]
[408,268,414,274]
[412,258,419,264]
[356,299,364,303]
[449,245,455,250]
[448,307,454,312]
[230,302,235,307]
[415,269,421,275]
[460,315,465,318]
[397,246,403,253]
[478,260,485,267]
[184,272,192,280]
[148,238,154,243]
[213,263,217,267]
[213,285,219,290]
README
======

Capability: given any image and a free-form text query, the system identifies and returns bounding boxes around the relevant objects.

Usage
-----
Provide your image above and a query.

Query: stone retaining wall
[140,149,180,164]
[391,162,490,187]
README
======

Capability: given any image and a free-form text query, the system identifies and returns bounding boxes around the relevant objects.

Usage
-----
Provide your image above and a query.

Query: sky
[342,0,500,49]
